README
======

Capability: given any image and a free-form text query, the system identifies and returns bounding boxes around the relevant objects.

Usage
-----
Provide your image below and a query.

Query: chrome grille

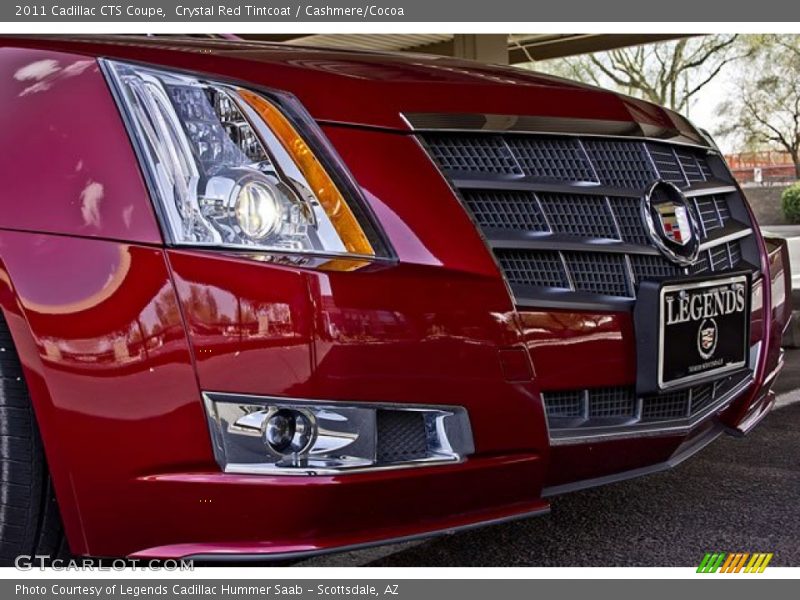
[415,118,760,444]
[422,132,758,309]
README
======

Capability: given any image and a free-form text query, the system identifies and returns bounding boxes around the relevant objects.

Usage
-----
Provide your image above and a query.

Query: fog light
[264,408,315,455]
[204,392,474,475]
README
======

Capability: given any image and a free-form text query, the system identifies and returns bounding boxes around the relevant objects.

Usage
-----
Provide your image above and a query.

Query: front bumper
[127,455,547,560]
[136,249,781,560]
[4,232,783,560]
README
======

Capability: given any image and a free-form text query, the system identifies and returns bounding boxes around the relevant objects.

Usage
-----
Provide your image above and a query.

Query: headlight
[103,60,384,257]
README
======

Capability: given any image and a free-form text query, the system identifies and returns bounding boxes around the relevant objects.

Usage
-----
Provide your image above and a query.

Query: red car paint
[0,36,787,559]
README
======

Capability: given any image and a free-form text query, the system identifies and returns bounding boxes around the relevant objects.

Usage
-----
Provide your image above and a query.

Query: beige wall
[744,185,792,226]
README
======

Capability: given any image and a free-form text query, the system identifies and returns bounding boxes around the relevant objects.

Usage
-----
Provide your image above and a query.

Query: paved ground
[298,349,800,567]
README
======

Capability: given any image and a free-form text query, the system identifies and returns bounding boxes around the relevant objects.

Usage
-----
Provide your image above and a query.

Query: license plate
[657,275,750,389]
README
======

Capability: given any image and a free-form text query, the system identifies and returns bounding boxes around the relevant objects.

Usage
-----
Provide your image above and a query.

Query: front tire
[0,313,67,566]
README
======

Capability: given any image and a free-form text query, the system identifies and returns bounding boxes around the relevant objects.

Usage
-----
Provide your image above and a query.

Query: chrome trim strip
[488,233,660,256]
[486,225,749,256]
[451,177,642,198]
[402,112,709,148]
[685,185,739,198]
[181,504,551,563]
[728,349,785,436]
[447,179,734,201]
[670,144,691,187]
[511,285,635,312]
[548,372,752,446]
[698,227,753,251]
[731,391,776,437]
[765,349,786,386]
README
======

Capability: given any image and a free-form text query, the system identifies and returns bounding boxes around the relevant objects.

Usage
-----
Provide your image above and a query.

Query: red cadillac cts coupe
[0,36,792,563]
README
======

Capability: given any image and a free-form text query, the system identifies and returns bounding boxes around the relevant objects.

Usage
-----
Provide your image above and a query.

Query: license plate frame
[634,272,751,394]
[658,274,750,390]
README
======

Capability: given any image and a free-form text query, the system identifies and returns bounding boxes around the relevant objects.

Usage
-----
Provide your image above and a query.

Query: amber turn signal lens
[237,89,375,256]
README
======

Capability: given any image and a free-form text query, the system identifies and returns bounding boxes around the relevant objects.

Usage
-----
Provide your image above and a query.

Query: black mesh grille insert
[588,387,636,418]
[538,193,617,239]
[714,195,732,223]
[710,244,731,271]
[496,249,569,288]
[424,133,719,194]
[544,390,584,418]
[462,190,548,231]
[690,385,714,413]
[543,381,728,429]
[695,197,723,233]
[609,197,650,245]
[630,254,683,282]
[699,156,715,180]
[376,410,428,463]
[641,389,690,420]
[675,148,707,183]
[646,143,686,186]
[690,241,743,275]
[424,134,521,175]
[505,137,596,181]
[728,241,742,265]
[564,252,630,296]
[689,252,712,275]
[582,139,656,189]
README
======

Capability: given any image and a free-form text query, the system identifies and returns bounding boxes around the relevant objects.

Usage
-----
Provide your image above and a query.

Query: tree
[716,35,800,178]
[527,35,748,113]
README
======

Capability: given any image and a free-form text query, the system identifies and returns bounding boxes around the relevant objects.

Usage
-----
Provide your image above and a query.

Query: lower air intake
[376,410,429,463]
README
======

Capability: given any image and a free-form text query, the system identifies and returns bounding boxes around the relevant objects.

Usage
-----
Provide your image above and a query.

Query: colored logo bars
[697,552,774,573]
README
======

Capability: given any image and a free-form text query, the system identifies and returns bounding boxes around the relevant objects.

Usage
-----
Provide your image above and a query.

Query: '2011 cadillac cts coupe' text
[0,36,791,562]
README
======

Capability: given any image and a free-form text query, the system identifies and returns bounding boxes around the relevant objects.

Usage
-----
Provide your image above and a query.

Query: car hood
[5,35,704,140]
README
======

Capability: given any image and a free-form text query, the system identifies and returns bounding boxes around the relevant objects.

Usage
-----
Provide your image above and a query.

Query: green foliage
[783,183,800,224]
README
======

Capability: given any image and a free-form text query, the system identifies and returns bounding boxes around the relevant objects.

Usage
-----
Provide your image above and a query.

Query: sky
[682,69,734,153]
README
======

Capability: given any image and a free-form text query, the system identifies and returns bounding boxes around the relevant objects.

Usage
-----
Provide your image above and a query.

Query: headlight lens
[104,60,379,257]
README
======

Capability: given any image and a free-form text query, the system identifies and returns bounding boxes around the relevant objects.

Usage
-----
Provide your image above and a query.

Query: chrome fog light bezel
[203,392,474,475]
